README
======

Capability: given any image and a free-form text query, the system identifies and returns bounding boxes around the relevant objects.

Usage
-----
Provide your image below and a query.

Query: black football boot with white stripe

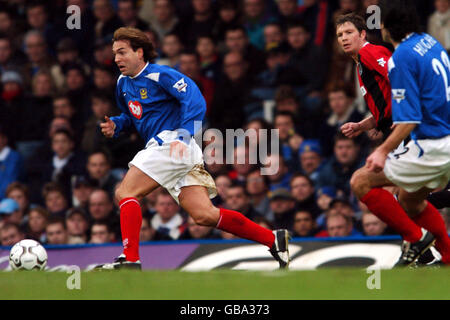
[94,254,142,271]
[394,229,436,267]
[269,229,290,269]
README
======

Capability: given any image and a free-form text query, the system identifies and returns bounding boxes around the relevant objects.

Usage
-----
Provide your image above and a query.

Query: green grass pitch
[1,268,449,300]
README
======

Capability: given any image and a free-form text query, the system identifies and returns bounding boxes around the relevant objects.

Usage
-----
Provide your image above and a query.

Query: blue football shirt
[388,33,450,140]
[110,62,206,145]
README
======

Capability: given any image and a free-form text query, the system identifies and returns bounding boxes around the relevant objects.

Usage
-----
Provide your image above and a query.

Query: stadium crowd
[0,0,449,246]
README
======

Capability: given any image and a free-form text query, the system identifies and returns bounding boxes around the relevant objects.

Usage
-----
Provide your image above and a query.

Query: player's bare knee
[350,171,369,198]
[190,207,219,226]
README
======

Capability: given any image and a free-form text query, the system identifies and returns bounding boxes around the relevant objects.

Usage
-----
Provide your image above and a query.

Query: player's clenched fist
[341,122,363,138]
[100,116,116,138]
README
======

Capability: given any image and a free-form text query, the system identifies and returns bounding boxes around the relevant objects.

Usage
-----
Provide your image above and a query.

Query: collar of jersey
[401,33,415,43]
[129,61,149,79]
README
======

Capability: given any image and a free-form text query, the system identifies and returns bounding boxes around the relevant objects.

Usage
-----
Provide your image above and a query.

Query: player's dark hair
[380,0,421,42]
[113,27,158,63]
[335,12,367,33]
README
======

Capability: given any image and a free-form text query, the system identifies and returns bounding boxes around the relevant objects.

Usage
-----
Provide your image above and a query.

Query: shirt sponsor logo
[128,100,143,119]
[377,58,386,67]
[360,86,367,96]
[392,89,406,103]
[173,78,187,93]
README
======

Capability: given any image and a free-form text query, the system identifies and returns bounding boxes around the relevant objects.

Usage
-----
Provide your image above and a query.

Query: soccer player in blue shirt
[96,27,289,270]
[366,1,450,266]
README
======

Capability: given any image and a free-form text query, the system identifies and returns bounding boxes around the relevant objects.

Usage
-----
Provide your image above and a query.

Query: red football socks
[361,188,423,243]
[412,202,450,264]
[119,197,142,262]
[216,208,275,248]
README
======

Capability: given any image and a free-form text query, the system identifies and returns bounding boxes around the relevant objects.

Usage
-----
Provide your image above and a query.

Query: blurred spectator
[173,0,216,49]
[66,207,90,244]
[276,0,301,28]
[361,211,388,237]
[5,182,31,220]
[223,25,266,76]
[93,36,115,67]
[71,175,96,211]
[196,34,221,82]
[323,212,356,238]
[263,22,285,49]
[428,0,450,51]
[150,0,179,41]
[316,186,339,212]
[212,0,241,43]
[316,132,364,197]
[269,188,296,230]
[42,182,70,218]
[45,216,68,244]
[225,183,262,221]
[0,198,21,228]
[212,174,231,207]
[142,188,160,218]
[34,129,86,197]
[0,127,23,200]
[89,220,115,244]
[23,30,55,82]
[297,0,334,48]
[25,1,63,55]
[0,222,24,246]
[25,206,48,243]
[209,51,254,132]
[0,34,24,74]
[81,90,117,154]
[320,84,364,157]
[286,21,329,98]
[88,189,120,237]
[242,0,277,50]
[92,64,116,93]
[263,154,291,191]
[1,71,26,140]
[140,215,156,242]
[156,32,183,68]
[246,168,273,220]
[51,37,90,91]
[290,173,321,218]
[92,0,122,39]
[178,50,215,113]
[151,189,185,240]
[86,150,120,199]
[231,144,256,183]
[274,111,304,171]
[292,210,319,237]
[63,62,92,120]
[298,140,323,183]
[179,215,221,239]
[52,96,84,140]
[117,0,149,30]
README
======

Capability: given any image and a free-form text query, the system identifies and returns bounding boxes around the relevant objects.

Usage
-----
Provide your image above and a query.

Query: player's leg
[350,166,423,242]
[178,185,290,268]
[398,187,450,264]
[115,166,160,262]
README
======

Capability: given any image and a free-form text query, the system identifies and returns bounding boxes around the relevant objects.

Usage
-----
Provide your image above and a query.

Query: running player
[336,13,450,266]
[366,1,450,265]
[96,27,289,270]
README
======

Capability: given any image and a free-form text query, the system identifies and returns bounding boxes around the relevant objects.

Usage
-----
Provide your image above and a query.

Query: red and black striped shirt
[357,42,393,136]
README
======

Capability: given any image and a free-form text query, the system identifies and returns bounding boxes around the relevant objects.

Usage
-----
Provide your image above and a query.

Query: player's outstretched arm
[100,116,116,138]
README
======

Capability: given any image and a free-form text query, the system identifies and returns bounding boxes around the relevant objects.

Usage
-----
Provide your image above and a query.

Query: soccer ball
[9,239,48,271]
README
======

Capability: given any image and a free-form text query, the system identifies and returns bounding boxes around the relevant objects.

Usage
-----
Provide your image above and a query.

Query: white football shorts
[384,135,450,193]
[129,130,217,203]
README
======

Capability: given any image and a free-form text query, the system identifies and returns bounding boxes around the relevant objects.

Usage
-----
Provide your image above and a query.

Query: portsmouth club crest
[128,100,143,119]
[140,88,148,99]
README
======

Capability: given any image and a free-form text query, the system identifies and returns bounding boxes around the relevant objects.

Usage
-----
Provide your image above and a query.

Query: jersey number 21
[432,50,450,102]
